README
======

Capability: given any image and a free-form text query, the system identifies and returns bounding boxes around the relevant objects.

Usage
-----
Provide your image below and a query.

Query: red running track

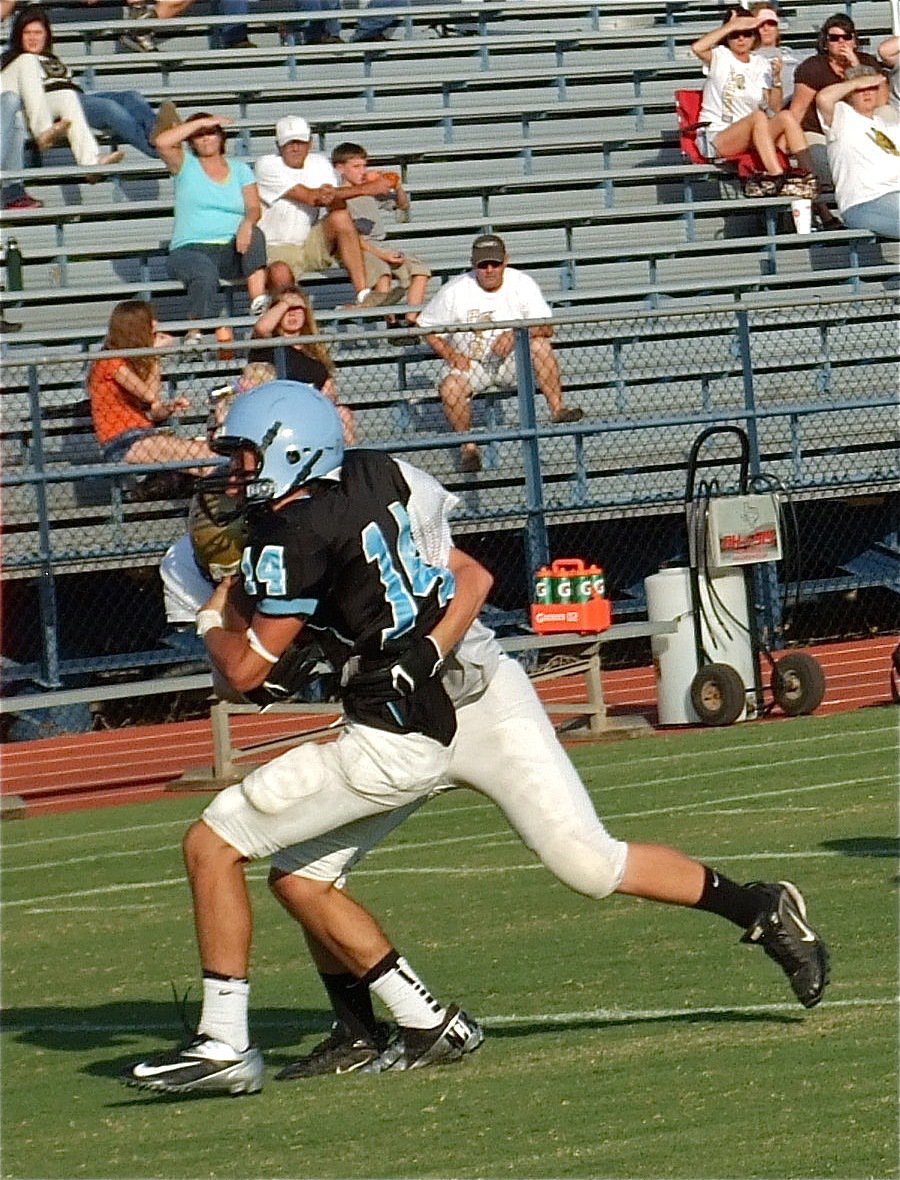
[2,636,896,817]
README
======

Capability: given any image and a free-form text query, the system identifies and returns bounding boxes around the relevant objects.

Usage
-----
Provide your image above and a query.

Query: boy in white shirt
[332,141,432,331]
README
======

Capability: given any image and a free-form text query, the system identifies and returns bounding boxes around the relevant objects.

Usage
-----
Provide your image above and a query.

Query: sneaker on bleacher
[120,3,158,53]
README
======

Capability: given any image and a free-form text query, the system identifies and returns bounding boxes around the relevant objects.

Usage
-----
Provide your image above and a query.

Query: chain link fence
[2,293,897,718]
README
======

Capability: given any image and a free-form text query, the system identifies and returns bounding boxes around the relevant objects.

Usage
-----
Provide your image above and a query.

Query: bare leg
[183,820,253,977]
[439,370,480,466]
[321,208,368,294]
[154,0,196,15]
[404,272,429,324]
[125,432,218,476]
[270,870,392,976]
[714,110,783,174]
[530,335,565,417]
[616,842,705,905]
[266,260,295,298]
[768,110,810,158]
[439,371,473,434]
[246,267,266,302]
[337,404,357,445]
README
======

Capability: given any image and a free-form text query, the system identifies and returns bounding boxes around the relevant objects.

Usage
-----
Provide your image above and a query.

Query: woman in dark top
[252,285,356,443]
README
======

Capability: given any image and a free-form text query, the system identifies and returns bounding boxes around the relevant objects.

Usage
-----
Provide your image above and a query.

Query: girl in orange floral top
[89,299,217,472]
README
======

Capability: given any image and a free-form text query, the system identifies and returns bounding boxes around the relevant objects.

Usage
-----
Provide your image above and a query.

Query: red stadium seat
[675,88,789,180]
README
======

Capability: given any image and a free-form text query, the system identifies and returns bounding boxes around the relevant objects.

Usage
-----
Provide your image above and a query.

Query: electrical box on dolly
[646,426,826,727]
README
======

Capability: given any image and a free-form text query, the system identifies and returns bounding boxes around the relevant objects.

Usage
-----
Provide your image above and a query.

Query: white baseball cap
[276,116,311,146]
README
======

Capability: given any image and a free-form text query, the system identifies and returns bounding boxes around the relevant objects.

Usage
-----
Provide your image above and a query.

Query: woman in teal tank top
[156,111,267,345]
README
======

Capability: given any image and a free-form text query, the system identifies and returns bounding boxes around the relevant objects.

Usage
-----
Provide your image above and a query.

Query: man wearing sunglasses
[417,233,583,474]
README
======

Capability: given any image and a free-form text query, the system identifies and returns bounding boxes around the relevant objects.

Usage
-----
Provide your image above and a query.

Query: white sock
[356,287,372,303]
[197,975,250,1051]
[368,956,445,1029]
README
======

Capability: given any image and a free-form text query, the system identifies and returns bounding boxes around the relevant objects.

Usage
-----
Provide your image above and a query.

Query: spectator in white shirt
[691,8,810,186]
[816,65,900,238]
[417,234,582,474]
[255,115,404,309]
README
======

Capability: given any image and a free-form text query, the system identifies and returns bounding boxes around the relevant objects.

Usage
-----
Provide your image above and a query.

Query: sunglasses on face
[758,20,778,28]
[827,32,854,42]
[475,260,503,270]
[727,30,754,39]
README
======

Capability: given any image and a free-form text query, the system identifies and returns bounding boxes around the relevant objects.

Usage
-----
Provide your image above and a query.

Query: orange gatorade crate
[530,558,612,634]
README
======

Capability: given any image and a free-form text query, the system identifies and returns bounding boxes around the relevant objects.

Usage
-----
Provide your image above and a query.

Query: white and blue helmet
[212,380,345,503]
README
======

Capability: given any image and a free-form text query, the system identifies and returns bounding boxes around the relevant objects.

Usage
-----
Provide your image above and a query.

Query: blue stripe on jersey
[259,597,318,616]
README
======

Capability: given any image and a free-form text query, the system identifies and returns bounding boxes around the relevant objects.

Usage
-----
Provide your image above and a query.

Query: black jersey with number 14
[241,449,457,743]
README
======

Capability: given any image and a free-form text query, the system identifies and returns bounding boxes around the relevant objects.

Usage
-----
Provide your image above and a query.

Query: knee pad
[538,825,627,900]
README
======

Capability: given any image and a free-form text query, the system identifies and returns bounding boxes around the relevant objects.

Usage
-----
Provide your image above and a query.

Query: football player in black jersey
[123,381,490,1096]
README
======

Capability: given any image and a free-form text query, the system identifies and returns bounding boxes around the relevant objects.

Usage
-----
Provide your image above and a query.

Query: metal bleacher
[0,0,897,703]
[2,0,897,335]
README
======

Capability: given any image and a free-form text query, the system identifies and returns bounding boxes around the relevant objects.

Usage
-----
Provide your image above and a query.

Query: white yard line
[4,803,896,911]
[0,995,894,1037]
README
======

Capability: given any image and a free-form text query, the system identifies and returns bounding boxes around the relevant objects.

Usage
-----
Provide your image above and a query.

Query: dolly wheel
[771,652,826,716]
[690,663,746,726]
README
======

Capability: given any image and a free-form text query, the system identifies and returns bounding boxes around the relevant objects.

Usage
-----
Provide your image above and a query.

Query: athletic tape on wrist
[196,609,224,637]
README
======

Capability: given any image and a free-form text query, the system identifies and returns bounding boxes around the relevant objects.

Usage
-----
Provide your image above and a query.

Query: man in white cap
[255,115,403,308]
[417,233,583,473]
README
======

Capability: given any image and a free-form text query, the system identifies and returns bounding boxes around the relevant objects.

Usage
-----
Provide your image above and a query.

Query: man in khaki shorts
[255,115,404,308]
[417,233,583,473]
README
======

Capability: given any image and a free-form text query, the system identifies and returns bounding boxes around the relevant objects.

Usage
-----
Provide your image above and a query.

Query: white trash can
[646,565,757,725]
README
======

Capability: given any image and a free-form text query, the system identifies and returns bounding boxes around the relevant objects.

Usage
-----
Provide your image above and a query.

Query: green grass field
[2,707,898,1180]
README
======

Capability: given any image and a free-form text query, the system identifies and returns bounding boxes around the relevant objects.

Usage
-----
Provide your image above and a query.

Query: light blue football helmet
[212,380,345,503]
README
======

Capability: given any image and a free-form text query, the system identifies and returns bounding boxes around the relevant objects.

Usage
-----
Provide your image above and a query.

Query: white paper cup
[791,198,813,235]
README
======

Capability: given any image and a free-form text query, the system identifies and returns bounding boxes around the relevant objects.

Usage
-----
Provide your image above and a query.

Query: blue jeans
[80,90,157,158]
[1,90,26,204]
[843,193,900,240]
[352,0,471,39]
[296,0,340,42]
[208,0,251,48]
[167,229,267,318]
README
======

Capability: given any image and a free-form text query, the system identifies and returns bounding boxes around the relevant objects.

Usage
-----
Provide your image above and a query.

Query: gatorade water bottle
[534,567,553,606]
[556,573,573,606]
[573,570,594,603]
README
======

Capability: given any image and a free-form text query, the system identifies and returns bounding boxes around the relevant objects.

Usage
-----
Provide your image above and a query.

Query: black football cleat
[275,1021,392,1079]
[122,1034,264,1096]
[741,880,829,1008]
[359,1004,484,1072]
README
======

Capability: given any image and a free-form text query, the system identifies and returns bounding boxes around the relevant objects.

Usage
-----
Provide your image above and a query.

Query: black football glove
[390,635,444,696]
